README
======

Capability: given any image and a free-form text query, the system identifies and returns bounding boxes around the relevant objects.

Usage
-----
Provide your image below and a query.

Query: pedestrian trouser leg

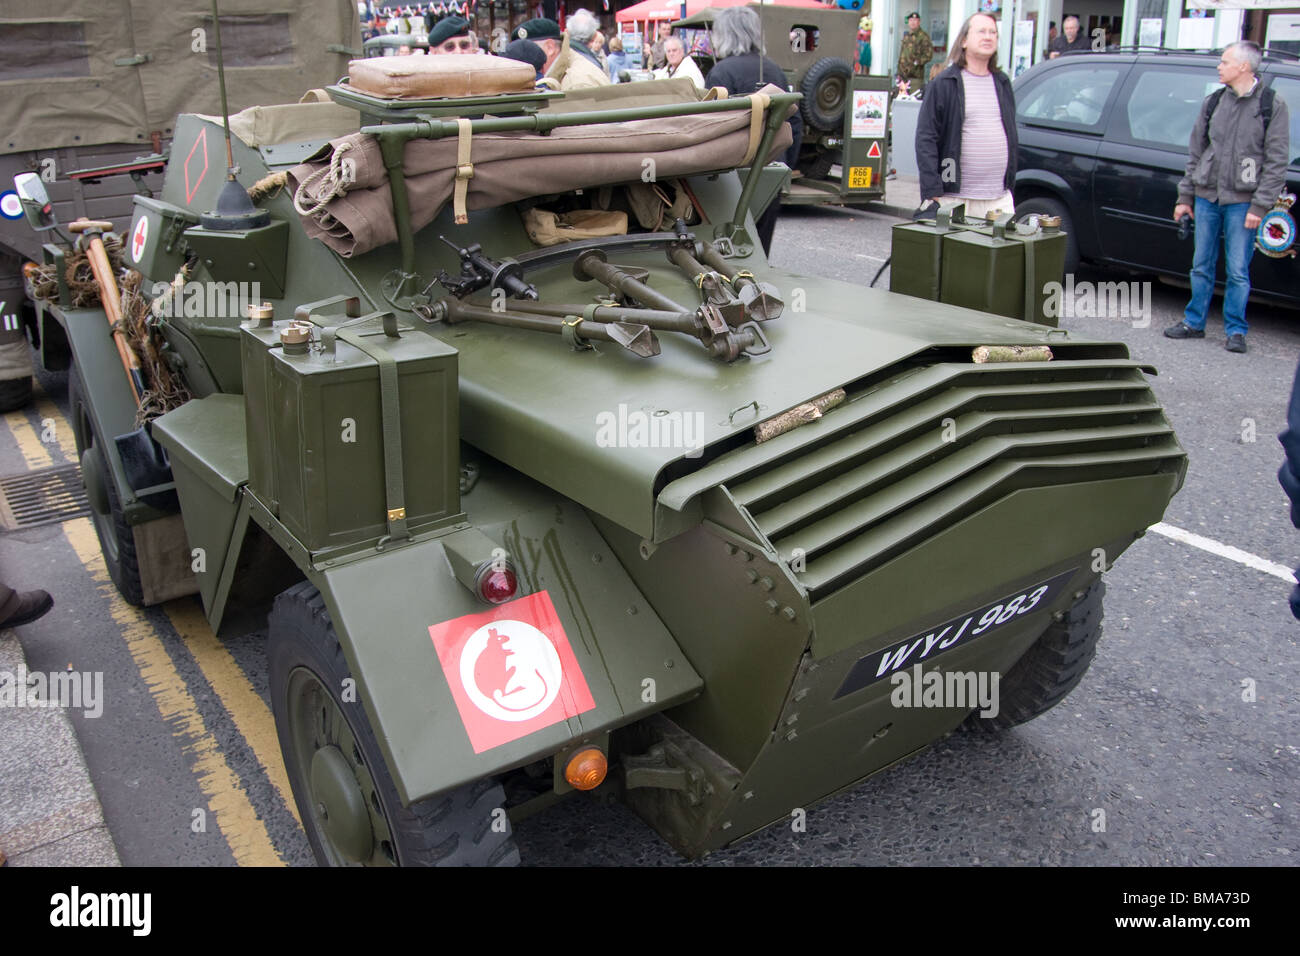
[1220,201,1255,338]
[1185,197,1223,331]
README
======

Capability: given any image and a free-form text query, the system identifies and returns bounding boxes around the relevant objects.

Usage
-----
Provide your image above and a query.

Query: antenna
[199,0,270,230]
[211,0,238,177]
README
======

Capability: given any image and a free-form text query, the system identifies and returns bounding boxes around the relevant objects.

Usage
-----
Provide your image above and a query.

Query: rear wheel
[798,147,841,181]
[963,579,1104,732]
[1014,196,1079,275]
[69,369,145,606]
[269,581,520,867]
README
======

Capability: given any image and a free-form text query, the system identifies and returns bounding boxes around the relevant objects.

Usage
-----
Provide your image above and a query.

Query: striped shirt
[958,69,1009,200]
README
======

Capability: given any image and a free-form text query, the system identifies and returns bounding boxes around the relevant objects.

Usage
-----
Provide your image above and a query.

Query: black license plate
[833,568,1080,700]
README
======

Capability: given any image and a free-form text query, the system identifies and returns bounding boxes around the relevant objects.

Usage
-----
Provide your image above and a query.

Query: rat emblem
[459,619,563,722]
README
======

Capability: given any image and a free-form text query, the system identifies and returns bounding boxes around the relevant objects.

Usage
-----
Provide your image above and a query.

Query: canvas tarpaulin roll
[287,84,795,258]
[0,0,360,155]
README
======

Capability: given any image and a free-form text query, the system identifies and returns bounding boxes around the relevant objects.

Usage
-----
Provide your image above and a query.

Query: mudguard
[307,500,703,805]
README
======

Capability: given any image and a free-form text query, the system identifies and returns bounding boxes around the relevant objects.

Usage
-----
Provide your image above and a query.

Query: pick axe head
[607,322,660,357]
[739,281,784,321]
[69,218,115,236]
[69,219,116,250]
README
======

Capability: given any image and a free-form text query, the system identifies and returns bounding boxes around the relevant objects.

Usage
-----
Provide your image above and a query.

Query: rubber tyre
[963,579,1105,732]
[799,57,854,132]
[0,376,33,412]
[268,581,520,867]
[69,369,145,606]
[798,147,841,181]
[1014,196,1080,275]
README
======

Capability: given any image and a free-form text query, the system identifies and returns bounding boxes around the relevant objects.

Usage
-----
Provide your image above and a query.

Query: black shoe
[0,590,52,628]
[1225,333,1247,353]
[1163,323,1205,339]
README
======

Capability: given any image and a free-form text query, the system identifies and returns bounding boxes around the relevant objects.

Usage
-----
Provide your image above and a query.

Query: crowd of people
[369,7,723,91]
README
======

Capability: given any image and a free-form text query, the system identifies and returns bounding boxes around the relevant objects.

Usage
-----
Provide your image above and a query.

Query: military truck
[13,50,1186,864]
[672,4,890,207]
[0,0,361,408]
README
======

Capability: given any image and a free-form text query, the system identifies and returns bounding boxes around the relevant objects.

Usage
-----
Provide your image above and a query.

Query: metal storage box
[259,314,460,555]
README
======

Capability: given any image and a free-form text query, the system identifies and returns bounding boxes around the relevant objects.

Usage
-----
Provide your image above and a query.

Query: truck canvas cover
[0,0,360,154]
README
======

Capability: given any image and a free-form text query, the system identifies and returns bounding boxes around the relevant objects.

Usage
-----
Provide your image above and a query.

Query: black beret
[501,38,547,72]
[515,18,561,42]
[429,16,472,47]
[906,11,921,19]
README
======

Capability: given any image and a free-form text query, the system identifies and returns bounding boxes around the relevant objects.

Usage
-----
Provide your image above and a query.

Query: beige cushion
[348,54,535,99]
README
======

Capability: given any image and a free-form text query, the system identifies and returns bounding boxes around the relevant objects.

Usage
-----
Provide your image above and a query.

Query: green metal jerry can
[890,206,1067,327]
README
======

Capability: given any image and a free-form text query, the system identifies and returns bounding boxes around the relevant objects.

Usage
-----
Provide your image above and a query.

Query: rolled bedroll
[287,80,795,258]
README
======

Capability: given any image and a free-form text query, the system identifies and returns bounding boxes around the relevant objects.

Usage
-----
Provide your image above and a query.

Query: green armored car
[14,46,1186,864]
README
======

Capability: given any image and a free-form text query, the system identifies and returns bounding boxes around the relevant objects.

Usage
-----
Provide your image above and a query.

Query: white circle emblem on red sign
[130,216,148,263]
[459,619,562,722]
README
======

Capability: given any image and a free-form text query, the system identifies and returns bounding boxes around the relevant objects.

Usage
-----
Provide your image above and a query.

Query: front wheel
[69,369,145,605]
[268,581,520,867]
[1014,196,1079,275]
[962,579,1104,732]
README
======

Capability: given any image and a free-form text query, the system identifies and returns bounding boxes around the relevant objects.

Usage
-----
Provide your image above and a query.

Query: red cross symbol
[131,217,148,262]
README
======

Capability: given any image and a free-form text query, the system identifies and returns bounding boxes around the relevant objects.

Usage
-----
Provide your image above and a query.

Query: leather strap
[1022,235,1037,324]
[740,93,771,167]
[336,324,409,543]
[301,310,411,545]
[454,117,474,225]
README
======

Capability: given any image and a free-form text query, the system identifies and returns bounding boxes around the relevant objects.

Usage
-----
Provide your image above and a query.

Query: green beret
[429,16,471,47]
[515,18,561,42]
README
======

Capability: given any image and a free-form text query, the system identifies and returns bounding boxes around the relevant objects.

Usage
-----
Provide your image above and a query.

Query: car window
[1265,76,1300,166]
[1125,69,1220,150]
[1018,67,1122,128]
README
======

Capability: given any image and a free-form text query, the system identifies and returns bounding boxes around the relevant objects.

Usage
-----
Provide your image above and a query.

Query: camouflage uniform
[897,26,934,88]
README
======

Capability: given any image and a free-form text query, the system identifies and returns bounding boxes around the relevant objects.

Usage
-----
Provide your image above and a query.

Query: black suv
[1012,49,1300,305]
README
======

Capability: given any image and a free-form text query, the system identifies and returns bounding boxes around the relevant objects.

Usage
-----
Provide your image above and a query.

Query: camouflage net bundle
[119,270,192,425]
[26,233,127,308]
[27,236,190,425]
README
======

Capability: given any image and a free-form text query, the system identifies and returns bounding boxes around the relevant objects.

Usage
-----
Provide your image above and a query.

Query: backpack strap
[1202,87,1226,151]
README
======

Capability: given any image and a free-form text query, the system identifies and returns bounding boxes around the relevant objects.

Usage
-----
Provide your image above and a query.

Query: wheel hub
[309,744,373,863]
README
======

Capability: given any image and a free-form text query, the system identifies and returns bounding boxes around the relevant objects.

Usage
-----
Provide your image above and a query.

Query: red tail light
[475,562,518,604]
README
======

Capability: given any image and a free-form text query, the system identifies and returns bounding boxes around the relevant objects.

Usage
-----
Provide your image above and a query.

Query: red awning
[615,0,828,25]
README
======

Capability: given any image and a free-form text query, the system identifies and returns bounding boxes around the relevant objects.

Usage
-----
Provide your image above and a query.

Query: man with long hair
[914,12,1017,219]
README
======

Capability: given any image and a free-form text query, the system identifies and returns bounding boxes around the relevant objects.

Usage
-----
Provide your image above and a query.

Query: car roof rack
[1076,43,1300,62]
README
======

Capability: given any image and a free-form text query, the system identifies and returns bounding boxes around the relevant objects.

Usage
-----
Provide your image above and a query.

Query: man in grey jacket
[1165,42,1289,354]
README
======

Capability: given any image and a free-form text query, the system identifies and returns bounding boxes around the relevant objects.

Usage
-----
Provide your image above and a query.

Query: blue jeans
[1184,196,1255,337]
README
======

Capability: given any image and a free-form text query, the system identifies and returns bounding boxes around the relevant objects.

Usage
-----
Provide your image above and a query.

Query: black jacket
[705,53,803,168]
[914,62,1018,201]
[1278,359,1300,618]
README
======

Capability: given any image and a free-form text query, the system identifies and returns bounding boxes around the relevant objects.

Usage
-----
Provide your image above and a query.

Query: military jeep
[672,3,890,206]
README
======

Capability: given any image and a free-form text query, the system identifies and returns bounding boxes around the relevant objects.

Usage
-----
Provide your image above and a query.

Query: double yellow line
[4,380,301,865]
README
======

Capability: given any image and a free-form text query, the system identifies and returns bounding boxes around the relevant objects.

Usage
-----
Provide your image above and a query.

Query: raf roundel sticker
[0,190,23,221]
[130,216,149,264]
[429,590,595,753]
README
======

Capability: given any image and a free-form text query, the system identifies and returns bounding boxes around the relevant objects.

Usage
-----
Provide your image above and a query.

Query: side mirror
[13,173,57,231]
